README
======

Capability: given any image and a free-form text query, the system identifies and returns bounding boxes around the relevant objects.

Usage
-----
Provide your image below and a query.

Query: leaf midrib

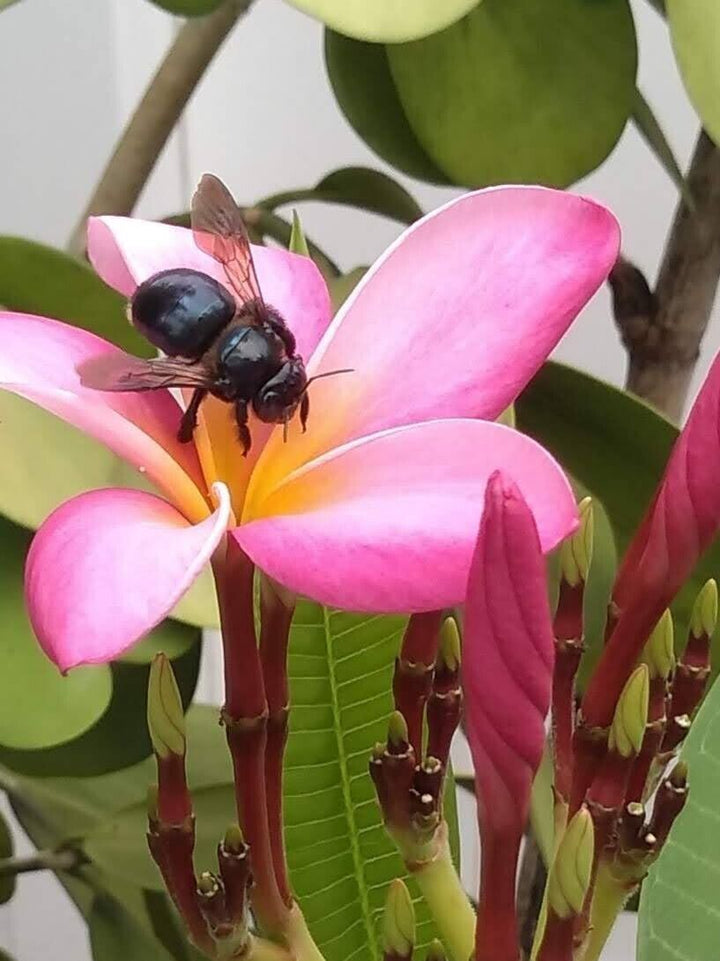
[323,607,379,961]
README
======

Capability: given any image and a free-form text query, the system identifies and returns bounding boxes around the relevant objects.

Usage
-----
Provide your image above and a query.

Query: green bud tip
[289,210,310,257]
[642,609,675,680]
[426,939,446,961]
[438,617,461,671]
[547,806,594,920]
[147,653,185,760]
[382,880,415,957]
[147,784,159,821]
[372,742,385,761]
[388,710,409,747]
[223,824,246,854]
[691,579,718,639]
[669,760,688,789]
[609,665,649,758]
[559,496,594,587]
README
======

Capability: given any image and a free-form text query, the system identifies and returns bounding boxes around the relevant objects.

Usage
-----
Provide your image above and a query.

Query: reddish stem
[148,822,212,954]
[258,578,295,906]
[212,538,287,934]
[476,828,521,961]
[551,638,583,803]
[393,612,443,756]
[625,676,667,803]
[535,911,575,961]
[569,721,607,815]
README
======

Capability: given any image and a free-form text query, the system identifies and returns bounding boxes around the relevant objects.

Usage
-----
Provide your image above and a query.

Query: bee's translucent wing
[78,353,213,392]
[191,173,265,310]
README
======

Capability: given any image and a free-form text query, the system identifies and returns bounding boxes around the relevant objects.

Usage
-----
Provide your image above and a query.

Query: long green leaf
[90,893,175,961]
[0,808,15,905]
[632,88,692,206]
[259,167,423,225]
[285,0,480,43]
[638,674,720,959]
[667,0,720,148]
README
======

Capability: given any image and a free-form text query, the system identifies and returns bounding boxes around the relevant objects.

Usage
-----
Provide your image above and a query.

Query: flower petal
[26,484,230,670]
[584,349,720,728]
[463,472,555,834]
[251,186,620,490]
[0,313,208,522]
[236,419,576,612]
[88,216,332,361]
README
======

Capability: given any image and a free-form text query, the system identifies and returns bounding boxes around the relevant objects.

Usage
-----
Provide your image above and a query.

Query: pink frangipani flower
[584,350,720,728]
[462,471,555,961]
[1,187,619,671]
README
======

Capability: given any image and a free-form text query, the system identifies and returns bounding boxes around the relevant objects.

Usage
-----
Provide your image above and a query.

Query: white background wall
[0,0,712,957]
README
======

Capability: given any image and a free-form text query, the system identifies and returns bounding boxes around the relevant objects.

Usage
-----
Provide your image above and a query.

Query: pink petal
[0,313,208,522]
[254,186,620,481]
[584,350,720,728]
[88,216,332,362]
[463,472,555,835]
[26,484,230,670]
[236,419,576,612]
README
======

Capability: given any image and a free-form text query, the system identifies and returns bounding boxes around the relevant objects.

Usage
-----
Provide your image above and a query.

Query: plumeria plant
[2,3,720,961]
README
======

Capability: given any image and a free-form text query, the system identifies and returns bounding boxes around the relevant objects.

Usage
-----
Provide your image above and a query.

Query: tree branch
[612,131,720,422]
[68,0,252,256]
[0,848,81,878]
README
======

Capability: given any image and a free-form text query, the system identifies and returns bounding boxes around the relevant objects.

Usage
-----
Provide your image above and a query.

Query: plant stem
[613,131,720,421]
[68,0,252,256]
[475,829,522,961]
[393,612,442,757]
[212,538,287,934]
[583,862,630,961]
[0,849,80,877]
[411,827,475,961]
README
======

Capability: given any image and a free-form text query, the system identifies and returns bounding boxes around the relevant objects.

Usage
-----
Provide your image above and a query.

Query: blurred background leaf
[284,0,481,43]
[0,809,16,905]
[667,0,720,149]
[259,167,423,225]
[148,0,225,15]
[632,87,692,205]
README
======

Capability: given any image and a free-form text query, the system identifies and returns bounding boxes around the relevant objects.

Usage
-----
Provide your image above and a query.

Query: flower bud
[559,497,594,588]
[641,610,675,680]
[289,210,310,257]
[547,807,595,920]
[388,711,410,753]
[438,617,461,674]
[609,665,649,758]
[690,579,717,640]
[147,653,185,759]
[382,879,415,959]
[426,940,446,961]
[222,824,246,856]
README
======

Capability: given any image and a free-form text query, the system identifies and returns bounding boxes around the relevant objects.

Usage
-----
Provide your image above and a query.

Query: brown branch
[67,0,252,256]
[612,131,720,422]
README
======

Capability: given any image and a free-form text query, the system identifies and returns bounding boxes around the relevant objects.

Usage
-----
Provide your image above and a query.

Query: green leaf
[529,744,554,867]
[286,0,481,43]
[386,0,637,188]
[516,362,720,668]
[0,808,15,905]
[0,517,112,750]
[324,32,449,184]
[89,893,175,961]
[148,0,225,14]
[632,88,692,206]
[667,0,720,147]
[0,238,149,356]
[80,606,459,959]
[637,674,720,960]
[261,167,423,225]
[0,632,200,777]
[0,0,22,9]
[289,211,311,257]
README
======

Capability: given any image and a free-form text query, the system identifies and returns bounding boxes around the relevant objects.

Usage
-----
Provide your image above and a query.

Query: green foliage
[0,808,15,905]
[0,632,200,777]
[324,33,449,183]
[632,88,692,206]
[89,893,175,961]
[0,516,112,750]
[289,211,311,257]
[516,362,720,665]
[328,268,368,314]
[148,0,225,14]
[260,167,423,225]
[284,0,481,43]
[667,0,720,149]
[637,674,720,959]
[0,237,149,355]
[385,0,637,188]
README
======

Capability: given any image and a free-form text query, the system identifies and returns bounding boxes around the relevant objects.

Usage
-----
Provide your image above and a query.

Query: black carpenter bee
[80,174,344,454]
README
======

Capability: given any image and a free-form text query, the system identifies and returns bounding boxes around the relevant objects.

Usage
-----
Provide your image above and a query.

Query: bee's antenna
[303,368,354,395]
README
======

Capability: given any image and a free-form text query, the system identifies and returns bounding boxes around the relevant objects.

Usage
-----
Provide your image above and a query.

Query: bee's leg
[177,388,207,444]
[300,392,310,433]
[235,400,252,457]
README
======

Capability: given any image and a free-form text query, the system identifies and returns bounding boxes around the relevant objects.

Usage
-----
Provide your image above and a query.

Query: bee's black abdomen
[130,268,235,358]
